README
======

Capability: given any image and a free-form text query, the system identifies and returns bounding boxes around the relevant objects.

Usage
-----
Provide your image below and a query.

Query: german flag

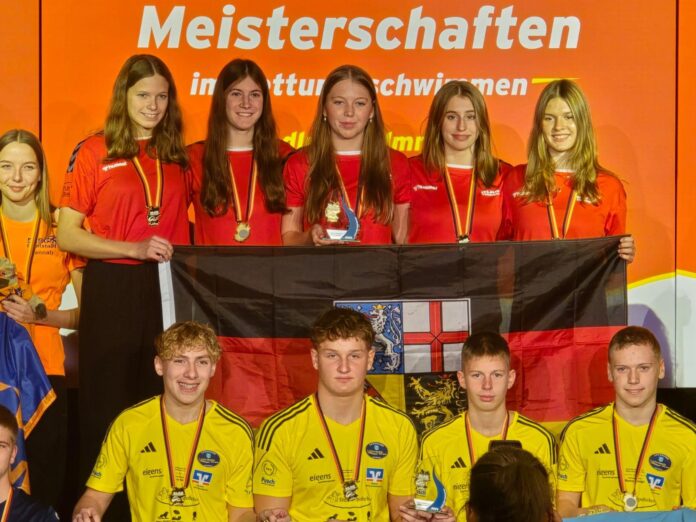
[161,237,626,432]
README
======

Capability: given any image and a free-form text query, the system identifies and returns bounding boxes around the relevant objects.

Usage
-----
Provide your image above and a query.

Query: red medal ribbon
[443,166,477,242]
[228,154,258,226]
[546,179,577,239]
[160,396,206,493]
[314,393,366,488]
[132,156,164,223]
[464,411,509,465]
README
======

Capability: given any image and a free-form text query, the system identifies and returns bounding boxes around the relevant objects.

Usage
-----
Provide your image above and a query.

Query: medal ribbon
[546,185,577,239]
[612,404,659,499]
[335,162,364,219]
[443,167,477,242]
[464,411,509,465]
[314,393,367,488]
[0,209,41,285]
[228,155,258,225]
[132,156,164,219]
[160,396,206,493]
[0,487,13,522]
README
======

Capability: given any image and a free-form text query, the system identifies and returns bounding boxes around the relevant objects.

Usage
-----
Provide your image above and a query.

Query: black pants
[78,260,163,485]
[25,375,66,512]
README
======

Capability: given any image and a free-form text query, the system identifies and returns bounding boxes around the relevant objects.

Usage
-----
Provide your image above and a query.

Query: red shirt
[187,140,294,246]
[284,148,411,245]
[499,164,627,240]
[408,155,512,243]
[65,134,190,263]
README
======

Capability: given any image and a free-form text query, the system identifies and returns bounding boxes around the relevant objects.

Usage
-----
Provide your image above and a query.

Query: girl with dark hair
[188,59,293,245]
[0,129,83,508]
[409,81,511,243]
[56,54,190,482]
[499,79,634,261]
[281,64,410,245]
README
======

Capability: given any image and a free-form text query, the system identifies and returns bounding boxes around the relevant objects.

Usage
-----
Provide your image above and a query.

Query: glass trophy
[413,458,447,513]
[323,196,360,242]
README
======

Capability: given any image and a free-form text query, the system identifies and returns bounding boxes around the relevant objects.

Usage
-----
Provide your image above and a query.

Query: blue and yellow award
[413,462,447,513]
[324,196,360,242]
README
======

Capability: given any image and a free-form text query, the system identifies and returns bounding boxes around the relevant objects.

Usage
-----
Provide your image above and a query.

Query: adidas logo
[451,457,467,469]
[594,443,611,455]
[307,448,325,460]
[140,442,157,454]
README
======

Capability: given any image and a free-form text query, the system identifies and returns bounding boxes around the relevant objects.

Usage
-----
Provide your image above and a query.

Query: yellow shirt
[558,403,696,511]
[86,396,254,522]
[418,410,558,518]
[254,394,418,522]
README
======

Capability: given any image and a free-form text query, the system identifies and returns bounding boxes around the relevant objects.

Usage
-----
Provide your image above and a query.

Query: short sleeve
[283,152,309,208]
[390,150,412,205]
[682,438,696,509]
[388,418,418,496]
[67,137,101,216]
[604,176,627,236]
[225,430,254,508]
[557,426,586,493]
[253,423,294,497]
[85,416,129,494]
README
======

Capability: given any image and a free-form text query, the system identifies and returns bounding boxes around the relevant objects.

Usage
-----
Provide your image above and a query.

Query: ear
[209,360,218,377]
[311,348,319,371]
[658,358,665,380]
[10,443,17,466]
[457,370,466,390]
[507,368,516,390]
[154,355,164,376]
[607,361,614,383]
[367,348,376,371]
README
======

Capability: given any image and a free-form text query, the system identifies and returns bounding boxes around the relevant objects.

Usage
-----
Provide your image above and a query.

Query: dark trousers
[26,375,66,512]
[78,260,164,520]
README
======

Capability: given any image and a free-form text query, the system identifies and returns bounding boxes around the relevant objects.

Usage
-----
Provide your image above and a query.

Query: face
[457,355,515,413]
[608,343,664,411]
[0,142,41,206]
[226,76,264,133]
[323,79,375,150]
[127,74,170,138]
[441,95,479,161]
[312,337,375,398]
[154,345,217,409]
[0,426,17,481]
[541,97,578,161]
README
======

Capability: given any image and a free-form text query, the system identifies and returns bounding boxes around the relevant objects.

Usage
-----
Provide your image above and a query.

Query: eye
[543,115,554,122]
[565,114,574,120]
[332,99,344,106]
[251,92,262,99]
[197,359,210,366]
[445,114,456,121]
[355,100,367,107]
[158,94,168,101]
[466,113,477,121]
[493,372,504,378]
[615,366,627,373]
[23,164,37,171]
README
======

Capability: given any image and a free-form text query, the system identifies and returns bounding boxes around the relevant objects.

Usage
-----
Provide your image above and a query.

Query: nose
[183,360,198,378]
[456,117,466,131]
[337,356,350,373]
[628,368,639,384]
[11,166,22,182]
[344,103,355,117]
[482,375,493,390]
[240,94,251,108]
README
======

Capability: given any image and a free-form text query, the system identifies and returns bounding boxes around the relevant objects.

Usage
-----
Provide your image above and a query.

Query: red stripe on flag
[503,326,623,422]
[206,337,317,427]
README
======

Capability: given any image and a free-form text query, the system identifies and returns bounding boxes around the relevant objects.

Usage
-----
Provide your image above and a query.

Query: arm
[227,506,257,522]
[281,207,341,246]
[57,207,173,261]
[1,267,83,328]
[72,488,114,521]
[254,495,292,521]
[392,203,409,245]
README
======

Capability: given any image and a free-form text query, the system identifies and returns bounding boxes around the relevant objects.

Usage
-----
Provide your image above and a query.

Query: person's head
[607,326,664,411]
[310,307,375,398]
[105,54,186,163]
[0,129,52,226]
[305,65,392,225]
[0,405,18,482]
[466,446,555,522]
[154,321,221,408]
[201,59,286,216]
[422,81,498,186]
[458,332,515,414]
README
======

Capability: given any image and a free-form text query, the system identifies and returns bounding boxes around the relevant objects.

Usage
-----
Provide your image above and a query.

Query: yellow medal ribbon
[0,487,13,522]
[546,184,577,239]
[132,156,163,226]
[0,209,41,284]
[228,154,257,242]
[443,166,477,243]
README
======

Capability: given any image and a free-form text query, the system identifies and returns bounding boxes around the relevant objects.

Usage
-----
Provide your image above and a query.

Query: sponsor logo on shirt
[261,476,276,486]
[366,468,384,484]
[453,483,468,491]
[262,460,277,476]
[101,160,128,172]
[197,450,220,467]
[646,473,665,490]
[365,442,388,459]
[594,443,611,454]
[512,189,530,198]
[142,467,163,478]
[596,470,616,477]
[192,469,212,486]
[413,184,438,191]
[480,189,500,197]
[140,441,157,454]
[307,448,325,460]
[450,457,467,469]
[649,453,672,471]
[309,473,333,483]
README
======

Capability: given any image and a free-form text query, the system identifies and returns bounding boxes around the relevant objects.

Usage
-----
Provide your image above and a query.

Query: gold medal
[147,206,161,226]
[235,222,251,242]
[170,487,185,505]
[623,492,638,512]
[325,201,341,223]
[343,480,358,500]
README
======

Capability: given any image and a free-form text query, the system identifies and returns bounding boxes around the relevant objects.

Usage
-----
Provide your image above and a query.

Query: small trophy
[323,196,360,242]
[413,460,447,513]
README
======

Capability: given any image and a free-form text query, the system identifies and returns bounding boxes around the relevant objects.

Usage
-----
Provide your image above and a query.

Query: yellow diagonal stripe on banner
[627,271,676,290]
[677,269,696,278]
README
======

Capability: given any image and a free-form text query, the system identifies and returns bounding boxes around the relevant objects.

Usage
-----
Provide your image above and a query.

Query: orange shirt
[1,216,84,375]
[499,165,626,240]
